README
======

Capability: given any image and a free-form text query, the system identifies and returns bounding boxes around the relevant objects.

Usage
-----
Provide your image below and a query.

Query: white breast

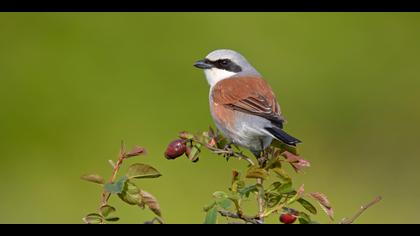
[204,68,237,87]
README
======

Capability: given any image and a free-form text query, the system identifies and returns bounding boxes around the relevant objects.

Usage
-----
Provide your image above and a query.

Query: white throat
[204,68,237,87]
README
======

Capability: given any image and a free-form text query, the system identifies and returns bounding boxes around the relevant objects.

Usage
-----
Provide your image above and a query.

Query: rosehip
[279,213,297,224]
[164,139,186,160]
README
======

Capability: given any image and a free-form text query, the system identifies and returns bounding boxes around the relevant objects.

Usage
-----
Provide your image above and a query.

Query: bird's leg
[223,142,232,150]
[222,142,234,157]
[257,139,268,167]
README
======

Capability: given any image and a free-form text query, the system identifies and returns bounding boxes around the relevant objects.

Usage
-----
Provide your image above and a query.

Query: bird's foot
[256,150,268,167]
[258,157,267,167]
[222,143,234,158]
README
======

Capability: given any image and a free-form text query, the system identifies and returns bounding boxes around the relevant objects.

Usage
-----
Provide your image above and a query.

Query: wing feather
[212,76,284,127]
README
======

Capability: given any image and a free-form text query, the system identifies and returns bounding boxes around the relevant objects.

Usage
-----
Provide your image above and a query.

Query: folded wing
[211,76,284,127]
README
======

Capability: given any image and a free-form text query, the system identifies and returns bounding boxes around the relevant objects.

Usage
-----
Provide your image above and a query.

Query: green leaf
[272,168,291,183]
[268,181,282,192]
[231,177,245,194]
[104,176,128,194]
[278,182,293,194]
[81,174,105,185]
[297,198,317,214]
[118,180,141,205]
[140,190,162,217]
[230,170,241,193]
[238,184,258,198]
[126,163,161,179]
[203,202,217,212]
[188,145,201,162]
[217,199,232,210]
[105,217,120,222]
[298,212,312,224]
[213,191,228,199]
[271,139,298,155]
[99,205,116,217]
[204,207,217,224]
[265,156,282,170]
[83,213,103,224]
[298,217,310,224]
[215,137,228,150]
[246,167,269,180]
[266,192,282,208]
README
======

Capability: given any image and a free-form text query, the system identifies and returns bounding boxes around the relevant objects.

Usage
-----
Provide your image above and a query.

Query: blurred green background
[1,12,420,224]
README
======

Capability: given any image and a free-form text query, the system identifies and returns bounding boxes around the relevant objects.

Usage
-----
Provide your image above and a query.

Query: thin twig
[191,138,255,166]
[100,141,127,207]
[217,210,262,224]
[340,196,382,224]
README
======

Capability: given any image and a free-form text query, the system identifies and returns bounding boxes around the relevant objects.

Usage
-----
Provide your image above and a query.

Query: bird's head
[194,49,260,87]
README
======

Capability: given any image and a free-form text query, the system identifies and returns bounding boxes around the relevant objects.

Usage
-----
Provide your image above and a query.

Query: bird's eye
[219,59,229,66]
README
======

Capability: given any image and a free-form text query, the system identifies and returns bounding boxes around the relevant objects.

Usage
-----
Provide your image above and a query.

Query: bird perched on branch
[194,49,301,157]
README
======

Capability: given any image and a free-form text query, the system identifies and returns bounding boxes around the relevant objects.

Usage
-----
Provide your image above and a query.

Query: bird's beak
[193,59,213,69]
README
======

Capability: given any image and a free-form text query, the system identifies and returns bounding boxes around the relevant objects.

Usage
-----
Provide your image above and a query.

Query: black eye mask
[205,59,242,73]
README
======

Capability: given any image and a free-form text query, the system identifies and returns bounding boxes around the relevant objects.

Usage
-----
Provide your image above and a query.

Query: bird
[193,49,301,157]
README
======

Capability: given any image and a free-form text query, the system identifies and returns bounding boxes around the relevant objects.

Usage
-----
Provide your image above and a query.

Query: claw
[223,143,234,158]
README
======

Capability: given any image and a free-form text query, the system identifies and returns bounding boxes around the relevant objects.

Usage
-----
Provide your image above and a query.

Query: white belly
[212,109,273,155]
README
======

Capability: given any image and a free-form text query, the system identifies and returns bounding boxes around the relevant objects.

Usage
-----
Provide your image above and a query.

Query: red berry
[280,214,297,224]
[164,139,186,160]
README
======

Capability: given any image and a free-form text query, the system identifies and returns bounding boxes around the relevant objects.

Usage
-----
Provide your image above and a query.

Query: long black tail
[265,127,302,146]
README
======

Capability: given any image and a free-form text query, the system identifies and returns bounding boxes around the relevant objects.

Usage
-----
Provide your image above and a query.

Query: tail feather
[265,127,302,146]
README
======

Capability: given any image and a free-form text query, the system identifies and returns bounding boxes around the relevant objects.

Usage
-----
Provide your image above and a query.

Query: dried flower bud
[179,131,194,140]
[125,146,146,158]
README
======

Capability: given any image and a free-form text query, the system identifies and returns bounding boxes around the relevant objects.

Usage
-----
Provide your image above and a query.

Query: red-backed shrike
[194,49,301,157]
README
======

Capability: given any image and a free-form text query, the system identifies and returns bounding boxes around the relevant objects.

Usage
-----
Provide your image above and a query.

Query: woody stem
[256,144,266,222]
[256,177,265,221]
[100,141,126,207]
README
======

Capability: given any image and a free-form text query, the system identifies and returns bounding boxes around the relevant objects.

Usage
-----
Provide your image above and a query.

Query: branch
[256,178,265,221]
[192,138,256,166]
[340,196,382,224]
[218,210,262,224]
[100,140,127,207]
[255,150,267,222]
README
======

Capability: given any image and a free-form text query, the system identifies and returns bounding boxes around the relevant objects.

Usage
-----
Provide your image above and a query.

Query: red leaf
[125,146,146,158]
[179,131,194,140]
[297,184,305,198]
[281,151,310,172]
[208,138,217,147]
[309,192,334,221]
